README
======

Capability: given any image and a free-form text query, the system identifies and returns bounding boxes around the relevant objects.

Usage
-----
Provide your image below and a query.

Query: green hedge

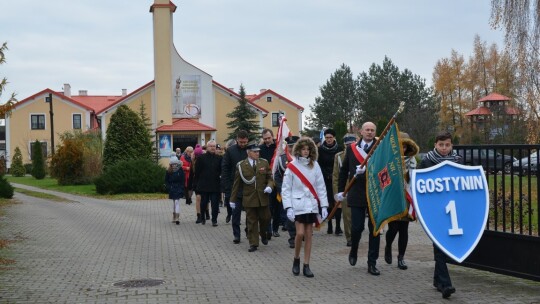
[94,159,166,195]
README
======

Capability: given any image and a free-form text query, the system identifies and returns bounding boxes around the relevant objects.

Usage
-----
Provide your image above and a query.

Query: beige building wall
[101,89,154,130]
[251,94,302,137]
[6,93,90,165]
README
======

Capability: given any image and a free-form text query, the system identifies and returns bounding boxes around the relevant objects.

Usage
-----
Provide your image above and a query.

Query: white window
[73,114,82,129]
[30,114,46,130]
[271,112,285,127]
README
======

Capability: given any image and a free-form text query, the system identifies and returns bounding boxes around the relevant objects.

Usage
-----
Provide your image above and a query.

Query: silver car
[512,151,538,175]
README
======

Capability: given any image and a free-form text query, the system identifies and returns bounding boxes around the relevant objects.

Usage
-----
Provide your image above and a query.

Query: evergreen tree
[103,105,153,170]
[358,56,439,150]
[333,120,348,149]
[10,147,25,177]
[31,140,46,179]
[308,64,359,131]
[226,84,260,140]
[138,101,158,162]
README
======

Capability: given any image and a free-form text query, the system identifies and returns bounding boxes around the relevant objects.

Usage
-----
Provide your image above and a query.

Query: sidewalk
[0,183,538,303]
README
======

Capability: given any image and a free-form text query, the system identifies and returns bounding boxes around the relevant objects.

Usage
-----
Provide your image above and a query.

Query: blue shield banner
[411,161,489,263]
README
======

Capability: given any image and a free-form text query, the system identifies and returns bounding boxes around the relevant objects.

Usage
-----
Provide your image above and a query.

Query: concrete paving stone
[0,183,539,303]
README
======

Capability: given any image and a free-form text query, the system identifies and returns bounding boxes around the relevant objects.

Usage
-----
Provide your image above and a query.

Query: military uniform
[231,143,274,251]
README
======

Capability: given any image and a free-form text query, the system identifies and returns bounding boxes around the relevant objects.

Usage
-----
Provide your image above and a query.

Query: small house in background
[464,93,519,141]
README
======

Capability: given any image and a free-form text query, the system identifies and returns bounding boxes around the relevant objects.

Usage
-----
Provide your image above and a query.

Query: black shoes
[334,228,343,236]
[441,286,456,298]
[201,217,206,225]
[196,214,202,224]
[367,265,380,276]
[233,237,240,244]
[292,258,300,275]
[303,264,314,278]
[348,254,357,266]
[212,221,218,227]
[261,237,268,245]
[225,214,231,223]
[346,241,352,247]
[384,245,392,264]
[205,212,210,220]
[272,231,280,237]
[175,220,179,225]
[248,245,258,252]
[288,239,295,248]
[397,257,407,270]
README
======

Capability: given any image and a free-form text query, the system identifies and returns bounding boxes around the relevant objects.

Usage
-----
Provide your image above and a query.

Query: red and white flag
[270,114,292,176]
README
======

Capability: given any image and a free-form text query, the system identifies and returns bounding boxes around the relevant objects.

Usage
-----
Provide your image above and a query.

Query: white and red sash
[350,142,368,166]
[286,162,322,227]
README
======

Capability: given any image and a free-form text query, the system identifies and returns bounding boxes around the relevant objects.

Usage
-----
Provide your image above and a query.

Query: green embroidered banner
[366,123,407,236]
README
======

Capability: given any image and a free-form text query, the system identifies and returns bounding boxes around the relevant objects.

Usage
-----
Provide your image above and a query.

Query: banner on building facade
[173,75,201,118]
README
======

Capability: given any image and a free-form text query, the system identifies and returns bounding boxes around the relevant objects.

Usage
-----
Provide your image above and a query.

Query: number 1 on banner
[445,200,463,235]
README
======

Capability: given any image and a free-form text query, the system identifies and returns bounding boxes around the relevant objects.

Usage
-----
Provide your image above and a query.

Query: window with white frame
[29,141,48,159]
[31,114,46,130]
[271,112,284,127]
[73,114,82,129]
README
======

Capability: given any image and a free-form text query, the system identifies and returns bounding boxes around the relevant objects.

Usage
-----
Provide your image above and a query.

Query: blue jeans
[350,206,380,266]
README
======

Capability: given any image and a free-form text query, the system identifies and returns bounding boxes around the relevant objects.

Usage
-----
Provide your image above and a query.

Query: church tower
[150,0,176,126]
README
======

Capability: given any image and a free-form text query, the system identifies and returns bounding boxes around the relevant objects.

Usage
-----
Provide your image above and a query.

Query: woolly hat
[170,156,180,165]
[194,147,204,157]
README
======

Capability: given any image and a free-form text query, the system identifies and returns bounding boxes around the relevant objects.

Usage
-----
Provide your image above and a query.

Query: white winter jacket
[281,157,329,215]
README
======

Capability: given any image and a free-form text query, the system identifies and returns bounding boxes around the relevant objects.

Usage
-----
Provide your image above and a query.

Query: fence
[450,144,539,281]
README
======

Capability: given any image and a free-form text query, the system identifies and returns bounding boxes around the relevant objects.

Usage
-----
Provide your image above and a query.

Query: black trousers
[385,221,409,257]
[433,244,453,288]
[350,206,380,266]
[267,190,282,233]
[200,192,220,222]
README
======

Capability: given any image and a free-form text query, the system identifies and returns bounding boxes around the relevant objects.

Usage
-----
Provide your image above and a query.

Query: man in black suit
[337,121,381,276]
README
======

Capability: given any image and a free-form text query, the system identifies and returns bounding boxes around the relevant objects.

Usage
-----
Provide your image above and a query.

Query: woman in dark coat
[165,156,185,225]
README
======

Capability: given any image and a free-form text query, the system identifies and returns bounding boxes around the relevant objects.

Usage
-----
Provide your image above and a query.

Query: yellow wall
[251,94,302,137]
[9,95,89,164]
[214,88,239,146]
[102,90,153,128]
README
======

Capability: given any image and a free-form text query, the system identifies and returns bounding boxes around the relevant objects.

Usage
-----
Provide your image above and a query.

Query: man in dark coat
[337,121,381,275]
[195,140,222,226]
[318,128,343,235]
[259,128,281,238]
[221,130,249,243]
[230,141,274,252]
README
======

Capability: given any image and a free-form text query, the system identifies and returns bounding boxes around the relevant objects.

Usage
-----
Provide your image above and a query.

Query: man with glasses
[230,140,274,252]
[221,130,249,244]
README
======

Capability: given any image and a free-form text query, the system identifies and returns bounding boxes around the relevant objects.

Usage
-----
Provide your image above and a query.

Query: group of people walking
[164,125,459,299]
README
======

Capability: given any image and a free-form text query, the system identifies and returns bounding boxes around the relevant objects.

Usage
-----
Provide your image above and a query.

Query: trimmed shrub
[103,105,153,170]
[10,147,25,177]
[31,140,46,179]
[0,176,14,198]
[24,163,33,174]
[0,156,6,176]
[94,159,166,195]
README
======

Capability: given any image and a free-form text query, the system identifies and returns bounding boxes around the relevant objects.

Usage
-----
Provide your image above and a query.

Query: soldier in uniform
[230,141,274,252]
[332,133,357,247]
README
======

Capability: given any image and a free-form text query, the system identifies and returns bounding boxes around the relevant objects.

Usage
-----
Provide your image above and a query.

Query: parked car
[456,148,517,174]
[512,151,538,176]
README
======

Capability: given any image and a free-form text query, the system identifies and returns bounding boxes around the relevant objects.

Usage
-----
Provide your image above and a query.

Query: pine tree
[226,84,260,140]
[138,101,158,162]
[103,105,153,170]
[10,147,25,177]
[31,140,46,179]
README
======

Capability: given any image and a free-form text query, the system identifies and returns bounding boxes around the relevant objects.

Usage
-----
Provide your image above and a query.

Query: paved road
[0,183,539,304]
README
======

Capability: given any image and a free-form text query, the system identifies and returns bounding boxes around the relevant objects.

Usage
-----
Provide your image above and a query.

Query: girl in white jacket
[282,137,329,277]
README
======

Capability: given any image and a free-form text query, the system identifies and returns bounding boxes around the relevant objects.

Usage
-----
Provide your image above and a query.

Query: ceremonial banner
[411,161,488,263]
[270,114,292,177]
[366,123,408,235]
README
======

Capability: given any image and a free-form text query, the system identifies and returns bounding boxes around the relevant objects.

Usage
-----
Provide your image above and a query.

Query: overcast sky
[1,1,504,120]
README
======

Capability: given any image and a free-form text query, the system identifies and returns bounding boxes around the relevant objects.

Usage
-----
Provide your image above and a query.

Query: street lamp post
[45,93,54,155]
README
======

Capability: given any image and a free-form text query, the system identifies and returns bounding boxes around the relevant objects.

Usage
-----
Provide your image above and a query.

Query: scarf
[320,140,338,153]
[425,148,461,164]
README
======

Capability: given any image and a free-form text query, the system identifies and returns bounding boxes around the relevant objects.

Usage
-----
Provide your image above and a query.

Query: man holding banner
[337,122,381,275]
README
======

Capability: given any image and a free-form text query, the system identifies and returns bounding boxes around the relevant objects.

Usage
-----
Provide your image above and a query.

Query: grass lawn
[487,174,538,234]
[6,175,167,200]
